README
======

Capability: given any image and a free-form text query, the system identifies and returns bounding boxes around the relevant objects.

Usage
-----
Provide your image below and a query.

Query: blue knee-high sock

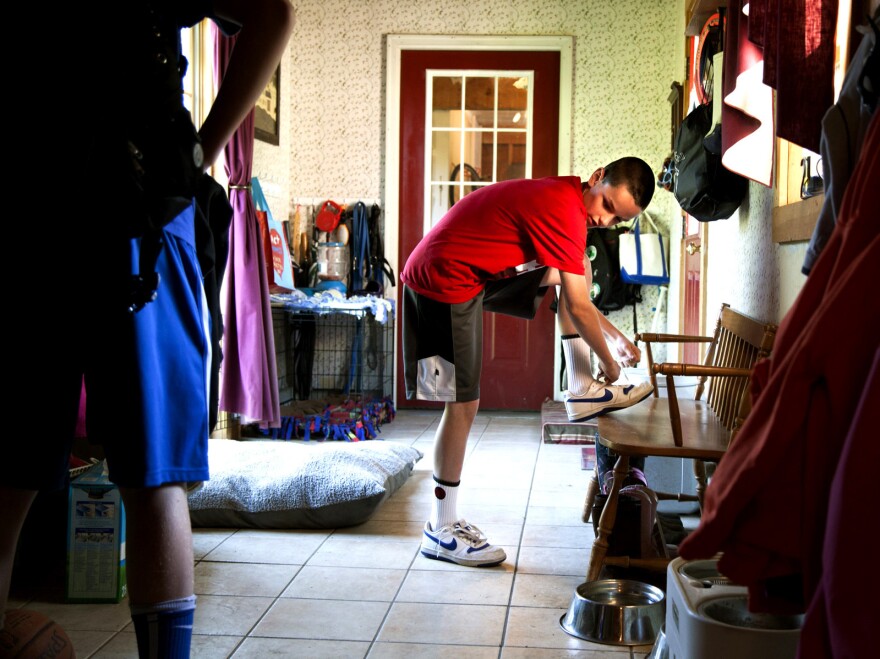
[130,595,196,659]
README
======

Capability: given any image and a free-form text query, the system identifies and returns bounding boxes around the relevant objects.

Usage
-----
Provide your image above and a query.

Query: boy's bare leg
[556,283,580,336]
[434,400,480,482]
[121,484,197,657]
[542,268,652,422]
[0,487,37,622]
[119,484,194,605]
[543,267,598,394]
[421,398,506,567]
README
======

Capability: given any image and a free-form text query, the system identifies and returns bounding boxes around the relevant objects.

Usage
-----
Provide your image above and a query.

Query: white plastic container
[316,242,349,281]
[665,557,803,659]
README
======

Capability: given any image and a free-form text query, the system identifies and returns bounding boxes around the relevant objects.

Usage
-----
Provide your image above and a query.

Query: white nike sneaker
[564,380,654,422]
[420,519,507,567]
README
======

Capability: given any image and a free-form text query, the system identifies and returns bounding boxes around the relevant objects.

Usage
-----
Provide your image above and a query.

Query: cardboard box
[66,462,127,602]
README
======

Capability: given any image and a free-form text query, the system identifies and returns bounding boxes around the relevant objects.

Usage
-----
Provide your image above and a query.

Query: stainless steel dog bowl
[698,596,804,630]
[560,579,665,646]
[647,623,669,659]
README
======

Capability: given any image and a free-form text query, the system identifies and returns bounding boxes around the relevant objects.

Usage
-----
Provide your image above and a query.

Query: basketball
[0,609,75,658]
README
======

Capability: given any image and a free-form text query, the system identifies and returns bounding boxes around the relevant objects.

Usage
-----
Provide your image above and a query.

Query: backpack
[586,227,641,314]
[672,102,747,221]
[590,468,662,559]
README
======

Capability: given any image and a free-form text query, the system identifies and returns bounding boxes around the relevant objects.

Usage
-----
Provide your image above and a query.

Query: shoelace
[596,368,636,388]
[452,520,487,546]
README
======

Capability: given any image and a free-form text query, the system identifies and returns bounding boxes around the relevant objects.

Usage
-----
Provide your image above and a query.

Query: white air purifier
[664,557,803,659]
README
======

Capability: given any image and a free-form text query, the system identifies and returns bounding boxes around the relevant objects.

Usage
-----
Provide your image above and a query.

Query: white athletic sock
[430,475,460,530]
[562,334,596,396]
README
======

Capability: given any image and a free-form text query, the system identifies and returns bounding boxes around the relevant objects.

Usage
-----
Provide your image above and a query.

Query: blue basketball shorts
[7,204,211,490]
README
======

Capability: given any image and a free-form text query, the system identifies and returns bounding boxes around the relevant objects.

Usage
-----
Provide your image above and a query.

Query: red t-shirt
[400,176,587,303]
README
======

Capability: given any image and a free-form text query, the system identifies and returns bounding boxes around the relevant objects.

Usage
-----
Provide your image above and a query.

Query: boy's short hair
[602,156,655,210]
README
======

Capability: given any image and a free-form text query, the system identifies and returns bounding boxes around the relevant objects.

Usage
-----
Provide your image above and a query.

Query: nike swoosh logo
[425,531,457,551]
[570,390,613,403]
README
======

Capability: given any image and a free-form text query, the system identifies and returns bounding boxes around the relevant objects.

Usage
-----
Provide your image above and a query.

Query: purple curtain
[212,24,280,428]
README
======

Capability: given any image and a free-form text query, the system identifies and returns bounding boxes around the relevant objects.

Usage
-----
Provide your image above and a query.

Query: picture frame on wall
[254,65,280,145]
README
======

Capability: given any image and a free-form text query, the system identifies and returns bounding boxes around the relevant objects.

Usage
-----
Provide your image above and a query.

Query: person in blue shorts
[1,2,294,657]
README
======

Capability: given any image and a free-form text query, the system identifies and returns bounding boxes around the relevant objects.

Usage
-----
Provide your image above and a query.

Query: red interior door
[397,50,561,410]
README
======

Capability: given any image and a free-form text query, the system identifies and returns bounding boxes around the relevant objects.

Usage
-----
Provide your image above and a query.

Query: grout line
[494,412,543,656]
[363,531,424,655]
[364,411,441,657]
[223,531,334,648]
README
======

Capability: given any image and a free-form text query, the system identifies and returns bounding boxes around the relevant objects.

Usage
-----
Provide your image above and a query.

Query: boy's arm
[577,249,640,366]
[198,0,296,168]
[558,270,621,382]
[596,313,641,367]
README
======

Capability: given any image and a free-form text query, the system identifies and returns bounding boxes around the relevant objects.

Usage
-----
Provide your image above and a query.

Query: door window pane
[449,131,487,182]
[498,76,528,128]
[430,131,453,182]
[464,76,495,112]
[429,183,451,227]
[426,70,533,230]
[495,132,527,181]
[432,76,463,128]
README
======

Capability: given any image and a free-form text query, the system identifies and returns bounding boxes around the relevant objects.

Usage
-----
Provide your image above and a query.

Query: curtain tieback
[228,183,251,191]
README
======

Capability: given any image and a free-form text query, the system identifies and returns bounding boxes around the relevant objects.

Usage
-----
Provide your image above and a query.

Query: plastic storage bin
[316,242,349,281]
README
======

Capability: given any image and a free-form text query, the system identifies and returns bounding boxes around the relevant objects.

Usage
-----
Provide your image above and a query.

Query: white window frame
[424,70,535,234]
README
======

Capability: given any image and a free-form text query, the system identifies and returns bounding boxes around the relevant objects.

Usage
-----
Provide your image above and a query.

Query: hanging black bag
[672,102,747,221]
[586,227,641,315]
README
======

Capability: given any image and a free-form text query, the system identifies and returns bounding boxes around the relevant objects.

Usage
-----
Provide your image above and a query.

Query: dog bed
[188,438,422,529]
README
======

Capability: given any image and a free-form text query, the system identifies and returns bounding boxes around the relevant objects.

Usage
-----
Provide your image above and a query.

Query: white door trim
[384,34,574,402]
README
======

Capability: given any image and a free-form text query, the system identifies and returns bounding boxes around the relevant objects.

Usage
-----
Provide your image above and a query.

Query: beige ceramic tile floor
[9,410,658,658]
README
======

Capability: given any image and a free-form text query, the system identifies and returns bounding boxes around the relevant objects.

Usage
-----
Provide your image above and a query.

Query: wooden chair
[583,303,777,581]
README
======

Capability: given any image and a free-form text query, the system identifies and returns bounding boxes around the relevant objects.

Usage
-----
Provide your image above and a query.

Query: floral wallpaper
[282,0,682,205]
[251,0,685,355]
[253,0,806,381]
[704,182,808,328]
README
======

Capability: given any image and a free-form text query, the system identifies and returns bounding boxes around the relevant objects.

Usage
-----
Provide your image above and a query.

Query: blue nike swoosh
[425,531,457,551]
[569,390,613,403]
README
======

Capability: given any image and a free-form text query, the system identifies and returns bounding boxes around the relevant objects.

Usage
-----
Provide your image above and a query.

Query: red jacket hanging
[678,112,880,649]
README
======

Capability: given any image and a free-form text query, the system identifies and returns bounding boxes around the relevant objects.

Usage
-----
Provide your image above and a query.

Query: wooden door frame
[384,35,574,405]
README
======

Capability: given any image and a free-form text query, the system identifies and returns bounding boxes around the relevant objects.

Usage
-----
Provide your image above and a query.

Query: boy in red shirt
[401,157,655,566]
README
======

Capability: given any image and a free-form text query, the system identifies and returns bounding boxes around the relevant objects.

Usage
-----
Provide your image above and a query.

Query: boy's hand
[598,359,622,383]
[614,337,641,367]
